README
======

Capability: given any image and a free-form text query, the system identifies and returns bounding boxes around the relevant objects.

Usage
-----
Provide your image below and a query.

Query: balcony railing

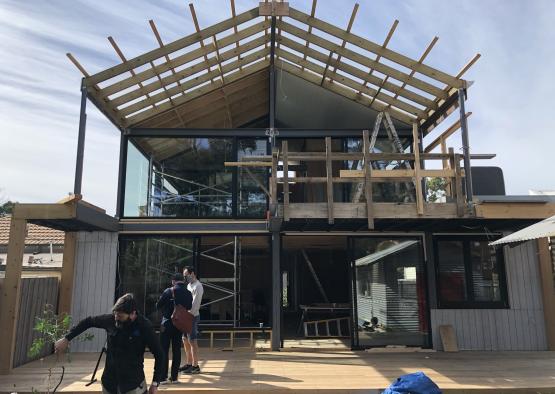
[227,132,495,228]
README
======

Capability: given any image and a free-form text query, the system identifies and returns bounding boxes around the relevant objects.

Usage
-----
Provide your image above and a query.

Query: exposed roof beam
[329,3,359,80]
[102,20,269,97]
[118,46,269,117]
[300,0,317,72]
[111,34,268,109]
[278,60,415,124]
[85,6,260,86]
[277,47,425,117]
[278,20,447,98]
[288,7,466,89]
[277,35,435,109]
[127,58,270,126]
[379,36,439,112]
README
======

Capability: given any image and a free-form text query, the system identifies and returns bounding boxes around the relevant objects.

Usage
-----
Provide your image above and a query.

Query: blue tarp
[382,371,442,394]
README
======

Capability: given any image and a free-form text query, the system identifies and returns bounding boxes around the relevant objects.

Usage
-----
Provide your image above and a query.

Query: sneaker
[159,379,169,385]
[182,365,201,375]
[178,364,192,372]
[180,365,194,374]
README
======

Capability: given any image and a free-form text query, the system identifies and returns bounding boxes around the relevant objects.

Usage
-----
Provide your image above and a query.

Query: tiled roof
[0,216,65,245]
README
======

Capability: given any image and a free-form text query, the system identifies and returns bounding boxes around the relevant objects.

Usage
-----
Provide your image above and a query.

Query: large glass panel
[352,237,427,347]
[118,237,195,323]
[436,240,467,302]
[124,137,267,218]
[238,138,268,217]
[470,240,501,302]
[151,138,233,217]
[118,235,271,328]
[124,143,150,216]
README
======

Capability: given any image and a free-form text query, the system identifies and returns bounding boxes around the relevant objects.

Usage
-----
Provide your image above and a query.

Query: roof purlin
[72,4,472,131]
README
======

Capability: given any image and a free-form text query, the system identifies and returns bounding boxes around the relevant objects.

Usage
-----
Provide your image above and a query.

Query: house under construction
[2,0,555,373]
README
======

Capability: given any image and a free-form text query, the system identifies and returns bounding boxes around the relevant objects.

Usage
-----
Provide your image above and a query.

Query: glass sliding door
[351,236,428,348]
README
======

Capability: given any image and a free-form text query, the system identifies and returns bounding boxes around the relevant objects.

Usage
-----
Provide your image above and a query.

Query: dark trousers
[159,323,182,380]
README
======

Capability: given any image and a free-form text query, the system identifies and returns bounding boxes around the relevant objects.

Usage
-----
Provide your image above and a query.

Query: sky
[0,0,554,215]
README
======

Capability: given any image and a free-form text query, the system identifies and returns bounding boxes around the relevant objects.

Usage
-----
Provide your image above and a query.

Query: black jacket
[156,282,192,329]
[65,314,163,392]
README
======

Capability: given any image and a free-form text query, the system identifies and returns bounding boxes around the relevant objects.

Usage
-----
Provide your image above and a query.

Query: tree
[426,177,448,203]
[0,200,16,216]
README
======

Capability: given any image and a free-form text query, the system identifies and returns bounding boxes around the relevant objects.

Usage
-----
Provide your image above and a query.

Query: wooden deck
[2,347,555,393]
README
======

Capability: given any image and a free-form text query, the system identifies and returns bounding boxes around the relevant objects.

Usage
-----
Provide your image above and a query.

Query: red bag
[171,287,194,334]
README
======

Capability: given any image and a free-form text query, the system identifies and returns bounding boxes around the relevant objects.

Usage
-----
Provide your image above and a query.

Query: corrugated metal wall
[431,240,547,350]
[70,232,118,352]
[13,277,59,367]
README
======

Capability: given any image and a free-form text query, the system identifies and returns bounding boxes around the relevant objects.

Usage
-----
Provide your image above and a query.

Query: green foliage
[426,177,448,203]
[27,304,93,360]
[0,200,16,216]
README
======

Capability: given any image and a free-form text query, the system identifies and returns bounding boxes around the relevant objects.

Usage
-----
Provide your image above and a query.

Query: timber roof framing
[67,1,479,132]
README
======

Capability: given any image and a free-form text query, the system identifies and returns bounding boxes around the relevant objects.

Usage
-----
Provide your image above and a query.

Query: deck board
[1,347,555,393]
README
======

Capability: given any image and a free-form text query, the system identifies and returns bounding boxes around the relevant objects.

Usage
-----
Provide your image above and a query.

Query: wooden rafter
[277,47,424,118]
[69,4,472,130]
[277,20,447,98]
[363,19,398,90]
[108,28,268,106]
[138,70,267,128]
[127,58,270,126]
[120,46,269,119]
[103,20,269,97]
[85,6,260,87]
[278,60,415,124]
[277,35,434,108]
[149,19,188,120]
[300,0,317,72]
[287,7,466,89]
[328,3,359,81]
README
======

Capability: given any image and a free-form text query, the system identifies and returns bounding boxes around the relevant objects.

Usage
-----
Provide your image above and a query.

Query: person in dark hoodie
[54,293,164,394]
[155,272,192,383]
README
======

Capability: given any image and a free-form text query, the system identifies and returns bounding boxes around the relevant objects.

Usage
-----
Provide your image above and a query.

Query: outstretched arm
[55,314,113,353]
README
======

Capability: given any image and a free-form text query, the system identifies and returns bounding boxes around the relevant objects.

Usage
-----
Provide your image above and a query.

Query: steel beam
[73,83,88,195]
[458,88,473,203]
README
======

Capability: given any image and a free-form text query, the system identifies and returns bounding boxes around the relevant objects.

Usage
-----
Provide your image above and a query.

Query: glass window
[123,137,268,218]
[437,240,467,302]
[118,235,272,327]
[238,139,268,218]
[435,236,508,308]
[124,143,150,216]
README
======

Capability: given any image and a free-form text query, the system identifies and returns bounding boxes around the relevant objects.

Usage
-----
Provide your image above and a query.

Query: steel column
[458,88,473,202]
[268,16,277,147]
[73,83,88,195]
[115,133,127,218]
[271,224,281,350]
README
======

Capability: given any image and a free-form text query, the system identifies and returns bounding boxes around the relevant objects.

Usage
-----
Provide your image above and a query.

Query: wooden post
[282,141,290,221]
[537,238,555,350]
[325,137,334,224]
[362,130,374,229]
[412,123,424,215]
[0,217,27,374]
[58,232,77,317]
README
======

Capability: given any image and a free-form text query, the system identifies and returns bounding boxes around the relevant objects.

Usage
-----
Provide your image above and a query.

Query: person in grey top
[179,266,204,375]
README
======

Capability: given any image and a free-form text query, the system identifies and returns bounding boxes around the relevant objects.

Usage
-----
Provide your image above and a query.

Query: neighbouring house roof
[0,216,65,246]
[490,215,555,246]
[67,2,478,133]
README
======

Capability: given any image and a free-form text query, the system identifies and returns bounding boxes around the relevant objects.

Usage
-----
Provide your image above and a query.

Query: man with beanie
[156,272,192,383]
[54,293,164,394]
